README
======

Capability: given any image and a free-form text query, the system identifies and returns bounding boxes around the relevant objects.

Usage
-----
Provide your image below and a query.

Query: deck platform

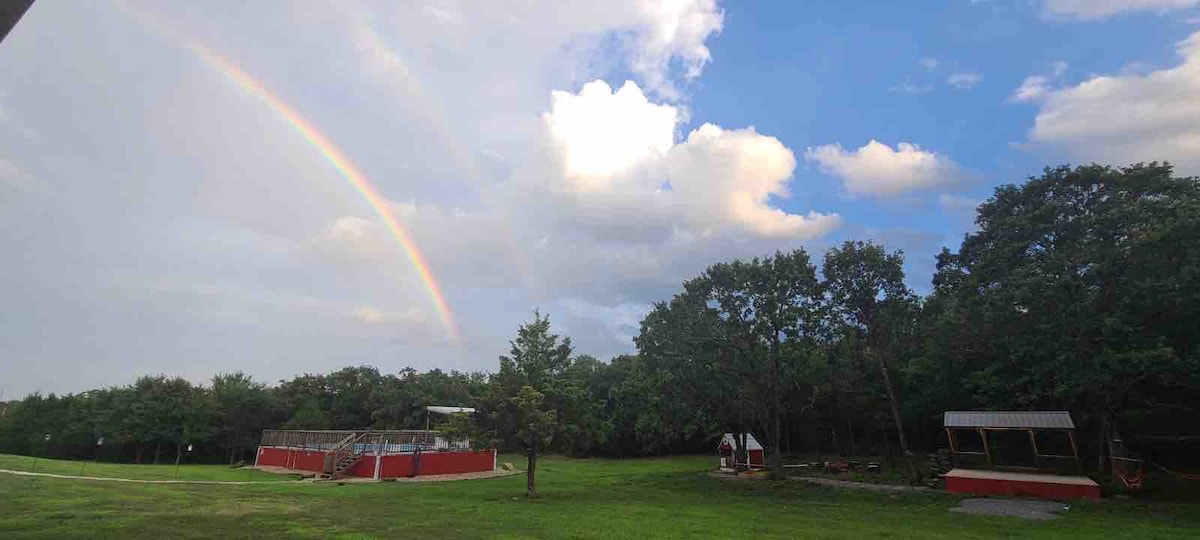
[944,468,1101,500]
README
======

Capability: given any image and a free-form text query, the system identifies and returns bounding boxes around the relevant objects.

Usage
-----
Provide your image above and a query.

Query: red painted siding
[379,450,495,477]
[256,446,494,478]
[345,455,377,477]
[945,475,1101,500]
[257,447,288,467]
[290,451,328,472]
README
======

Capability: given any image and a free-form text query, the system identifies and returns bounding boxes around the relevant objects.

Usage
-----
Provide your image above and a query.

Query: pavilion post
[978,428,993,466]
[945,428,957,467]
[1067,430,1082,473]
[1028,430,1041,469]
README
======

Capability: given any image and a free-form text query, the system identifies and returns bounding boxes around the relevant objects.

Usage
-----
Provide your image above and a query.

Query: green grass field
[1,453,1197,538]
[0,453,299,482]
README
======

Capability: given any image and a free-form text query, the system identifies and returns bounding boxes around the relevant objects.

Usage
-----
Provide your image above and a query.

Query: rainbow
[118,3,459,341]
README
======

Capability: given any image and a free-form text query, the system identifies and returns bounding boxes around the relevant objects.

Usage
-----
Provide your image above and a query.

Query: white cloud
[536,80,839,238]
[805,140,963,197]
[311,78,839,305]
[1043,0,1200,20]
[947,72,982,90]
[623,0,725,99]
[545,80,677,186]
[1025,31,1200,174]
[1010,62,1068,102]
[372,0,723,102]
[919,57,940,70]
[1011,75,1053,102]
[558,298,651,347]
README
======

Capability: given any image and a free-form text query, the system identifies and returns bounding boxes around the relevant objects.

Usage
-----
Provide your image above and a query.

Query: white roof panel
[426,406,475,415]
[944,411,1074,429]
[719,433,763,451]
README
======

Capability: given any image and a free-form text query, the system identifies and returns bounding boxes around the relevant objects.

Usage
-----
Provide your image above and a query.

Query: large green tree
[485,312,572,498]
[823,241,920,479]
[637,250,824,478]
[930,163,1200,463]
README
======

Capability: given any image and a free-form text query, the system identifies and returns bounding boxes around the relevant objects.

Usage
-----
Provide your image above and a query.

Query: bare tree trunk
[175,443,182,466]
[526,448,538,499]
[874,350,917,481]
[847,419,856,458]
[881,416,895,467]
[153,443,162,464]
[768,338,785,480]
[785,414,792,456]
[135,445,144,464]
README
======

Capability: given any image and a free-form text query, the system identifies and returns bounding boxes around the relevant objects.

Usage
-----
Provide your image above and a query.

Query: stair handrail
[325,432,366,474]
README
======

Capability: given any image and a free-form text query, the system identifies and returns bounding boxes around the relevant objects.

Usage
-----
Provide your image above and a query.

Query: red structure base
[256,446,495,478]
[944,468,1101,500]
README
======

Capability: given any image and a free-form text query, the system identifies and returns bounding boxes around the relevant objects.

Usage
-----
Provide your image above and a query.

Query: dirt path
[789,476,931,493]
[709,471,930,492]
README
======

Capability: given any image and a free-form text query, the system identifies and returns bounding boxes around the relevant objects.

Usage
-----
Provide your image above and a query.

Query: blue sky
[2,0,1200,396]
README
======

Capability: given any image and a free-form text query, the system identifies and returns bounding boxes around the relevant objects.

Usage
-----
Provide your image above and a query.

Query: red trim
[945,473,1101,500]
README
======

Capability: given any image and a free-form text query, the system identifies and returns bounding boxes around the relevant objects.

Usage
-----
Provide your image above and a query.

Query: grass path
[0,453,298,482]
[0,468,263,485]
[1,454,1197,538]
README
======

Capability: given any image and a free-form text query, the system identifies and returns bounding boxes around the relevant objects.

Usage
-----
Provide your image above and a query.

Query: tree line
[2,164,1198,482]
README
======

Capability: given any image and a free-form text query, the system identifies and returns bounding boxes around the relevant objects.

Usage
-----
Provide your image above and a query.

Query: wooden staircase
[322,432,365,479]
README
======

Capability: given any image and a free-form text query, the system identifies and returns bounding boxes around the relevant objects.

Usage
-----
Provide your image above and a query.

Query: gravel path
[950,498,1070,521]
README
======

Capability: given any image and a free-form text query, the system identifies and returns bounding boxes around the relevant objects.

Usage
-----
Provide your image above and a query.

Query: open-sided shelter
[942,411,1099,499]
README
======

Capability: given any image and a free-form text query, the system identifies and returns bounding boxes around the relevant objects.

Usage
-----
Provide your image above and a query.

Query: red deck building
[255,429,495,479]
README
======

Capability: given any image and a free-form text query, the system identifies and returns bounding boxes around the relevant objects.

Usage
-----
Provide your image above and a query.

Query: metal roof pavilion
[944,411,1075,430]
[942,411,1082,472]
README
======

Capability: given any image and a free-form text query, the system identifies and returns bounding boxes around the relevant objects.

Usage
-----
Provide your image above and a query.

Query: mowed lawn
[0,453,299,482]
[1,454,1197,539]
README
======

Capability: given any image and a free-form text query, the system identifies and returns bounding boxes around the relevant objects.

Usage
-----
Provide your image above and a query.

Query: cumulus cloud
[533,80,839,238]
[919,57,940,70]
[1043,0,1200,20]
[622,0,725,99]
[947,72,982,90]
[805,140,963,197]
[545,80,677,186]
[311,78,839,306]
[1025,32,1200,174]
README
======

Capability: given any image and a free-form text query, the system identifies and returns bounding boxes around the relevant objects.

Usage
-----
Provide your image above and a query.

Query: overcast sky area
[3,0,1200,396]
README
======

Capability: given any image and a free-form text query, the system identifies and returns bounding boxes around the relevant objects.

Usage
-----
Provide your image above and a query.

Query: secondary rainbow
[120,4,459,340]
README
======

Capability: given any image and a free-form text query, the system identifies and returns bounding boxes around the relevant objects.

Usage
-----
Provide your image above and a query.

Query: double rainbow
[120,4,459,341]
